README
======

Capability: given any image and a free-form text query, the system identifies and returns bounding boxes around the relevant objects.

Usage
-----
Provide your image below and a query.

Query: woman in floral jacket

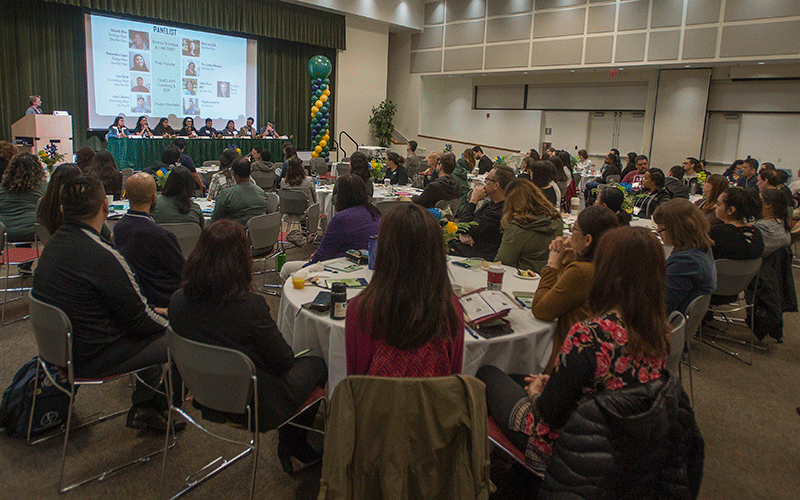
[477,226,670,477]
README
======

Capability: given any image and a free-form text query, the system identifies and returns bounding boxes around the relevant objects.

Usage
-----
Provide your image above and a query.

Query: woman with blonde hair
[695,173,727,227]
[495,179,562,273]
[653,198,716,315]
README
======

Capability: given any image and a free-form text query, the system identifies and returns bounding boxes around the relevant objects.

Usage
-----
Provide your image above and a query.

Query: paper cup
[291,274,305,290]
[486,265,505,291]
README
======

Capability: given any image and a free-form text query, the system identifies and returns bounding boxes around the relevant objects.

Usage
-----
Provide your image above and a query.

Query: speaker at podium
[11,114,73,165]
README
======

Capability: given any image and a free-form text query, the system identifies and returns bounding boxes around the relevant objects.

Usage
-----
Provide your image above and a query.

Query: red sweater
[345,295,465,377]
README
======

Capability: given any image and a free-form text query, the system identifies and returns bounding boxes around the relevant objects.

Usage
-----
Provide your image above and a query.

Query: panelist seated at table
[210,157,270,228]
[532,205,619,372]
[151,166,205,228]
[259,120,279,138]
[197,118,218,137]
[280,174,381,280]
[177,117,198,137]
[113,173,184,309]
[221,120,238,137]
[449,165,514,261]
[153,117,175,136]
[476,227,701,487]
[105,116,129,140]
[332,152,374,198]
[346,203,464,377]
[133,115,153,137]
[239,117,256,138]
[168,219,327,473]
[383,152,408,186]
[411,153,460,208]
[494,179,562,274]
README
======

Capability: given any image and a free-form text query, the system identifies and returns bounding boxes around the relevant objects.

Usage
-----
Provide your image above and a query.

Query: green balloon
[315,133,322,141]
[315,111,323,120]
[322,146,330,153]
[311,117,319,124]
[323,78,330,85]
[307,55,332,79]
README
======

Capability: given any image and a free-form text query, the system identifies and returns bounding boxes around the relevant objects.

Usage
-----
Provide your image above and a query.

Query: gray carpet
[1,243,799,499]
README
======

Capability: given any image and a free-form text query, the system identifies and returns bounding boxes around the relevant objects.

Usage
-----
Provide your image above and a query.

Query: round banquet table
[316,184,424,220]
[276,256,557,393]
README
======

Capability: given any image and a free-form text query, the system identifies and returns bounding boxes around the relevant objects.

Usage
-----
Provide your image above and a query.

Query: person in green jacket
[0,152,47,242]
[495,178,563,273]
[451,150,472,205]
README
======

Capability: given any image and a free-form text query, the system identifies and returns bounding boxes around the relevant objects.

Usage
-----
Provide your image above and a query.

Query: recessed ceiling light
[618,67,624,70]
[570,70,575,73]
[758,62,765,65]
[523,72,528,75]
[684,65,691,68]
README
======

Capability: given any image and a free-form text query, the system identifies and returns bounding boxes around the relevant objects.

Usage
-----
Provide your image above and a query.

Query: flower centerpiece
[154,167,170,188]
[493,155,511,166]
[370,160,385,182]
[226,144,242,156]
[696,171,707,183]
[442,144,453,153]
[37,144,65,174]
[428,206,478,242]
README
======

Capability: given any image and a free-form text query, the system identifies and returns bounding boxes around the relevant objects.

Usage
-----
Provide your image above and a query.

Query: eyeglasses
[484,177,498,184]
[656,227,666,235]
[569,223,581,233]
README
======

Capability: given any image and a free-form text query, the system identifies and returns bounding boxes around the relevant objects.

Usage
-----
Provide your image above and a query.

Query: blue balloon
[323,78,330,85]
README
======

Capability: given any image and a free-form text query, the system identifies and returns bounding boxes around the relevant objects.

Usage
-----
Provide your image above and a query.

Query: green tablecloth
[107,138,285,170]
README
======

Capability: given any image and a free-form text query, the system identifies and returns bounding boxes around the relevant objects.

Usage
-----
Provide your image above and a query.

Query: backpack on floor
[0,358,73,438]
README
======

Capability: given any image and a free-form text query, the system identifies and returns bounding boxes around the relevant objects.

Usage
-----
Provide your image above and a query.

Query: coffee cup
[486,265,505,291]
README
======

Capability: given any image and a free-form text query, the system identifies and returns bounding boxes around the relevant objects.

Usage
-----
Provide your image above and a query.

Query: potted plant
[368,99,397,147]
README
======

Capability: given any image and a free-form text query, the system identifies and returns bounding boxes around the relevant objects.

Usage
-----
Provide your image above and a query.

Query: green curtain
[42,0,345,50]
[0,0,338,153]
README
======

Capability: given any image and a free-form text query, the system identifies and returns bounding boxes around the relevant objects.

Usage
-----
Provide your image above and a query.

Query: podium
[11,114,73,164]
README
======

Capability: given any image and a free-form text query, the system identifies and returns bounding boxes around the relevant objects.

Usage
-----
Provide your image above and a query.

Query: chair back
[684,294,712,340]
[606,174,621,184]
[666,311,686,373]
[0,221,6,250]
[336,164,351,177]
[29,294,72,370]
[160,223,202,259]
[121,168,134,191]
[202,160,220,168]
[305,203,320,237]
[265,192,280,214]
[374,200,406,216]
[311,157,328,177]
[166,327,256,414]
[251,170,276,191]
[435,198,461,217]
[247,213,281,254]
[34,222,52,249]
[713,258,762,296]
[278,189,308,216]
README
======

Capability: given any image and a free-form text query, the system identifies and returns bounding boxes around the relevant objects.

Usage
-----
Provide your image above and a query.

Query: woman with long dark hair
[531,205,619,371]
[169,219,327,474]
[595,186,631,225]
[207,148,241,200]
[151,165,204,227]
[653,199,716,315]
[334,151,373,197]
[695,173,727,227]
[495,179,562,273]
[710,187,764,260]
[280,157,316,206]
[177,117,197,137]
[132,116,152,137]
[222,120,237,136]
[87,150,123,200]
[346,203,464,376]
[105,116,128,140]
[383,152,408,185]
[36,163,82,235]
[153,117,175,136]
[478,226,671,478]
[754,188,791,258]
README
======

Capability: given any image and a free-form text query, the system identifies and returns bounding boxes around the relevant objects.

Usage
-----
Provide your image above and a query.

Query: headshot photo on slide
[183,39,200,57]
[185,61,196,76]
[132,95,151,114]
[184,98,199,115]
[130,53,149,72]
[183,79,197,95]
[129,30,149,50]
[217,81,230,98]
[131,75,149,93]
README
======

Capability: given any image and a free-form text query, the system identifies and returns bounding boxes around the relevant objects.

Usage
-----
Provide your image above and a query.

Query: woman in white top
[575,149,593,173]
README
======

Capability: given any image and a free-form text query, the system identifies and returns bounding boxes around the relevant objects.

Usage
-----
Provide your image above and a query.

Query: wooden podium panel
[11,114,73,163]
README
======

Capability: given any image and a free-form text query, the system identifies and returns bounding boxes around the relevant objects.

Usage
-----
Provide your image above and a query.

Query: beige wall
[289,0,425,30]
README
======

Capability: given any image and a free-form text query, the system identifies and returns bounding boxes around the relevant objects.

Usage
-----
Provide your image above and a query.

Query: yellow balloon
[311,106,319,114]
[314,145,322,153]
[311,151,319,158]
[311,111,316,118]
[315,100,323,108]
[323,135,330,142]
[319,140,327,148]
[320,95,328,103]
[323,88,330,96]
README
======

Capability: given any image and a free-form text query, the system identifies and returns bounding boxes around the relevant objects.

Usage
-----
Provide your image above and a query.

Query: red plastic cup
[487,265,505,291]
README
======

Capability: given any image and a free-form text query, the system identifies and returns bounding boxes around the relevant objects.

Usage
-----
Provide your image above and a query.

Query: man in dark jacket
[411,153,460,208]
[634,168,671,219]
[473,145,493,174]
[33,175,182,431]
[449,165,514,260]
[665,165,690,199]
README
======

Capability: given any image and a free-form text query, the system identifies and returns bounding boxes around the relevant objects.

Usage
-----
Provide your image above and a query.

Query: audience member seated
[735,158,759,189]
[653,199,716,315]
[682,157,702,194]
[173,138,205,191]
[151,165,205,228]
[754,188,791,258]
[210,157,270,227]
[531,205,618,372]
[281,174,381,280]
[619,152,638,180]
[150,144,181,173]
[74,146,95,172]
[709,187,764,260]
[420,151,441,185]
[584,153,621,202]
[474,145,493,174]
[774,169,794,209]
[113,173,183,308]
[450,151,471,203]
[277,143,297,188]
[405,140,420,178]
[665,165,689,198]
[695,173,727,227]
[332,151,373,199]
[87,150,123,200]
[724,159,743,185]
[411,152,460,208]
[633,168,670,219]
[346,203,464,376]
[33,174,178,431]
[595,186,631,225]
[449,165,514,261]
[574,149,592,173]
[208,148,241,200]
[477,226,676,482]
[526,160,559,208]
[0,141,18,179]
[383,152,408,186]
[280,156,317,207]
[152,117,175,136]
[547,155,570,205]
[621,155,649,191]
[249,146,275,174]
[495,179,562,273]
[0,152,47,242]
[169,219,327,473]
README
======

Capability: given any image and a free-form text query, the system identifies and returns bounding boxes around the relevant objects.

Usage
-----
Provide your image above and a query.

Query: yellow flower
[445,221,458,234]
[156,170,163,177]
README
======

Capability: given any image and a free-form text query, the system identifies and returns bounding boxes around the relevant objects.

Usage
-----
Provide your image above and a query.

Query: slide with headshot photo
[84,13,257,130]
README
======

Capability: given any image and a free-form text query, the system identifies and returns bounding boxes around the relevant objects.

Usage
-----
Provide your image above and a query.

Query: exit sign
[609,70,618,77]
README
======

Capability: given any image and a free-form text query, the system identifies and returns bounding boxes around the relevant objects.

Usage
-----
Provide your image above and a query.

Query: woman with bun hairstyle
[383,151,408,185]
[595,186,631,225]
